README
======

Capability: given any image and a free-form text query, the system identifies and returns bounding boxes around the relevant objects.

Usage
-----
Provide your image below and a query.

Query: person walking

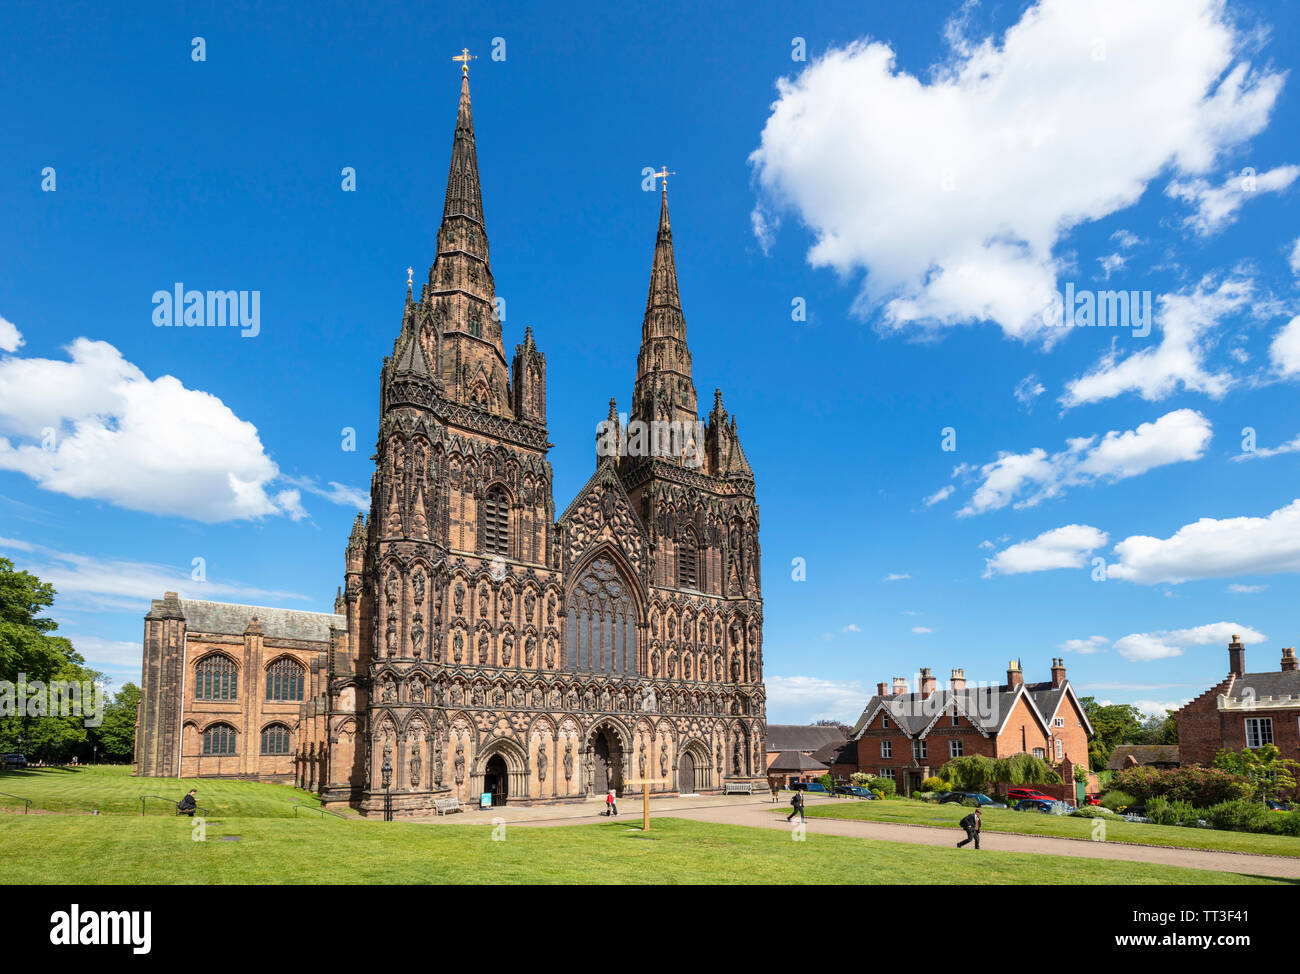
[606,788,618,816]
[957,807,981,849]
[769,779,780,803]
[786,789,805,823]
[177,789,198,817]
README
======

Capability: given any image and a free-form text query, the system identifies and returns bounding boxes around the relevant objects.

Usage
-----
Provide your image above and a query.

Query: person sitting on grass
[177,789,198,817]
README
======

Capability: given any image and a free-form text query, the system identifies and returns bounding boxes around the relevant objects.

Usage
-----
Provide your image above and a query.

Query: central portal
[591,727,623,795]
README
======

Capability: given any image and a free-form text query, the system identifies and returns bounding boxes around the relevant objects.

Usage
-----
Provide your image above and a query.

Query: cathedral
[135,66,766,815]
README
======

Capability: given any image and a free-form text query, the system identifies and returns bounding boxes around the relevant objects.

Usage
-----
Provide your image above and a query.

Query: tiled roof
[811,739,853,765]
[765,724,848,752]
[177,598,344,642]
[849,685,1023,738]
[767,749,830,773]
[1225,670,1300,703]
[1107,745,1181,770]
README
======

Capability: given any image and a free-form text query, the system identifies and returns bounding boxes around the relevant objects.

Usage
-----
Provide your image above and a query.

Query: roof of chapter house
[176,598,344,642]
[765,724,849,752]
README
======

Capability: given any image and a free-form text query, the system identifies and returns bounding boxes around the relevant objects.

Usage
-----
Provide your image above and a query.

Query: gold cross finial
[652,166,675,192]
[406,266,414,288]
[453,47,476,76]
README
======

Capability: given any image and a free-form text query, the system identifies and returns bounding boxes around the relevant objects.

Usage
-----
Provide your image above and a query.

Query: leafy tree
[1138,711,1179,745]
[994,752,1062,787]
[939,755,996,791]
[1079,697,1145,771]
[1212,745,1298,802]
[91,683,141,761]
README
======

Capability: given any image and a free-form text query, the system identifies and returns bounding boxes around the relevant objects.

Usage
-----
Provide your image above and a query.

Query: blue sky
[2,0,1299,723]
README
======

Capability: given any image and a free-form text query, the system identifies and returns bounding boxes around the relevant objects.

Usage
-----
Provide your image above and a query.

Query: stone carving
[454,743,465,785]
[524,589,536,621]
[412,569,425,605]
[501,634,513,666]
[537,742,548,783]
[477,632,489,664]
[525,635,536,668]
[409,741,422,788]
[500,587,513,617]
[454,583,465,614]
[563,741,573,785]
[478,586,489,618]
[659,739,669,779]
[453,629,464,663]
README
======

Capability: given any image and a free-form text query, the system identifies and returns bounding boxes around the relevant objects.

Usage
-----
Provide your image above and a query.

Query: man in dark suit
[957,807,981,849]
[786,789,805,823]
[177,789,198,817]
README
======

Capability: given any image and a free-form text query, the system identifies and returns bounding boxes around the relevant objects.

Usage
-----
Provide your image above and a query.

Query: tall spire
[443,71,485,228]
[632,183,697,429]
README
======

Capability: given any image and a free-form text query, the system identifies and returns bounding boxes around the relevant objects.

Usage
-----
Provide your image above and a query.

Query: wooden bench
[724,782,754,795]
[434,797,463,816]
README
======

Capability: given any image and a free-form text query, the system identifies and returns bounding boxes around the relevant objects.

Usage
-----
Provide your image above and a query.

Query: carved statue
[454,743,465,784]
[525,636,536,668]
[385,571,398,606]
[546,593,556,625]
[453,629,464,663]
[412,569,425,605]
[478,587,489,618]
[501,635,513,666]
[563,741,573,784]
[545,638,556,669]
[477,633,489,664]
[385,626,397,657]
[409,742,422,788]
[411,620,424,658]
[537,743,548,783]
[659,740,669,779]
[524,590,536,621]
[500,587,513,617]
[454,583,465,614]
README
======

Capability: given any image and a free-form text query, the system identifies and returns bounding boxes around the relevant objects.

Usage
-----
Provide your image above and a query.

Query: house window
[912,740,927,760]
[266,657,305,701]
[948,739,963,758]
[481,487,509,555]
[1053,716,1065,728]
[880,740,892,759]
[881,715,889,729]
[1032,747,1045,759]
[260,723,291,755]
[202,723,237,756]
[1245,717,1275,749]
[951,714,960,727]
[195,655,237,701]
[878,768,895,781]
[1055,738,1063,759]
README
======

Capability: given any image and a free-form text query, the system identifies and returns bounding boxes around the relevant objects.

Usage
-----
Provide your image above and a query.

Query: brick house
[1174,636,1300,767]
[839,659,1093,796]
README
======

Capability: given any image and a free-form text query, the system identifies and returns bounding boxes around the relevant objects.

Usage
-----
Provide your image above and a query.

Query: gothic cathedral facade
[135,72,766,814]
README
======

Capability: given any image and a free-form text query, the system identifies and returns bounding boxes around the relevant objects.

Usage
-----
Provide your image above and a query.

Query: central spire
[631,184,697,429]
[443,71,486,228]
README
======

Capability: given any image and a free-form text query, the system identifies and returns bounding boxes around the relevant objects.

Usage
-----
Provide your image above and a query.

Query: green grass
[797,797,1300,858]
[0,765,330,818]
[0,814,1290,884]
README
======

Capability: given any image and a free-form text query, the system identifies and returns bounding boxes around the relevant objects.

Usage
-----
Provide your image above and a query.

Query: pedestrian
[606,788,618,816]
[177,788,198,817]
[769,779,780,803]
[786,789,805,823]
[957,807,981,849]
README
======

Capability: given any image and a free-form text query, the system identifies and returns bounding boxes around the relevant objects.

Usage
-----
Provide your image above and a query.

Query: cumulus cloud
[1108,498,1300,584]
[765,675,874,724]
[0,336,341,523]
[1113,622,1265,661]
[957,409,1211,515]
[923,485,954,507]
[0,316,22,354]
[1014,374,1046,410]
[883,572,913,581]
[983,524,1108,577]
[1062,276,1251,408]
[1061,635,1109,654]
[1270,315,1300,376]
[749,0,1285,342]
[1166,165,1300,236]
[1231,432,1300,461]
[1228,583,1266,593]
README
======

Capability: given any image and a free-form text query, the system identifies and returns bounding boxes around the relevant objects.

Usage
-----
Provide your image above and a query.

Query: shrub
[1100,789,1137,812]
[995,752,1063,786]
[1070,807,1118,819]
[1146,796,1198,826]
[867,776,896,797]
[1205,799,1272,834]
[939,755,996,792]
[1112,766,1253,806]
[919,776,946,793]
[1073,764,1089,783]
[850,772,872,788]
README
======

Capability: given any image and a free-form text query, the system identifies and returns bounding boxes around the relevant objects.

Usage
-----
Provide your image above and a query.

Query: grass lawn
[796,796,1300,858]
[0,814,1291,884]
[0,765,331,817]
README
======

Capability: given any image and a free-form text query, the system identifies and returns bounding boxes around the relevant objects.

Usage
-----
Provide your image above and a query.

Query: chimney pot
[950,668,967,692]
[877,681,889,697]
[1051,657,1067,688]
[920,667,937,698]
[1282,647,1298,673]
[1006,659,1023,690]
[1228,636,1246,677]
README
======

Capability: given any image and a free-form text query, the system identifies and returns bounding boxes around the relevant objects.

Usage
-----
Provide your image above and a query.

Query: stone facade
[135,71,767,814]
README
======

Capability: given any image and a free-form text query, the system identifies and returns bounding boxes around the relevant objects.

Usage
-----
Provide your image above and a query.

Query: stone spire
[442,73,485,228]
[631,185,698,430]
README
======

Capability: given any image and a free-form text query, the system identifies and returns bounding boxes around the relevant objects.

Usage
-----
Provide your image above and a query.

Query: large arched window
[203,723,237,756]
[481,486,509,555]
[261,723,291,755]
[677,528,699,590]
[195,654,237,701]
[265,657,305,701]
[565,557,637,675]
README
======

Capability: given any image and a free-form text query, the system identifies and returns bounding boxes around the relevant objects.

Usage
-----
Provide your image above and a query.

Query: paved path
[417,793,1300,879]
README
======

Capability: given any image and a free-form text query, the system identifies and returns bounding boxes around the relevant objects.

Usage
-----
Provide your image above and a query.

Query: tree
[92,683,141,762]
[994,752,1062,787]
[1138,711,1179,745]
[1079,697,1145,771]
[939,755,996,791]
[1212,745,1299,802]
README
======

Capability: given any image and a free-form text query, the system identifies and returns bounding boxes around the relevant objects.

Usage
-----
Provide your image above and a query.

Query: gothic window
[677,528,699,590]
[203,723,237,756]
[481,486,509,555]
[565,557,637,676]
[265,657,305,701]
[261,723,291,755]
[469,316,483,338]
[195,654,237,701]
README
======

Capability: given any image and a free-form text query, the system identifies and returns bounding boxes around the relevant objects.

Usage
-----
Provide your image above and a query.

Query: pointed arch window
[261,723,292,755]
[481,486,509,555]
[266,657,305,701]
[203,723,237,756]
[469,316,483,338]
[195,654,237,701]
[565,558,637,675]
[677,528,699,590]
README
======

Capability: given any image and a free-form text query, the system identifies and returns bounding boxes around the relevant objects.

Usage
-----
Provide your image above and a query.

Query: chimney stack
[1282,647,1297,673]
[1051,657,1067,688]
[892,677,908,696]
[1228,635,1246,677]
[1006,659,1023,690]
[950,668,966,692]
[920,667,937,698]
[877,681,889,697]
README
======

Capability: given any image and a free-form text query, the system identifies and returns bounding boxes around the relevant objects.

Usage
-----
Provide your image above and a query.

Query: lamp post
[381,758,393,822]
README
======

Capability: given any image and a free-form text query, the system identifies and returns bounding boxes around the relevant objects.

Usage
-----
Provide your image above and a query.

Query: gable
[557,460,650,581]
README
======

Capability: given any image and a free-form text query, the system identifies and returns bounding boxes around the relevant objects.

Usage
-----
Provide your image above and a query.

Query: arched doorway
[590,726,623,794]
[484,754,508,805]
[678,750,696,794]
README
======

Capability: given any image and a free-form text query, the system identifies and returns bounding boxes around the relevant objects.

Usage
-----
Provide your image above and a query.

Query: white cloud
[749,0,1284,342]
[0,316,22,353]
[911,626,933,634]
[842,623,862,633]
[765,675,873,724]
[1228,583,1266,593]
[1270,315,1300,376]
[1098,253,1126,279]
[1061,635,1109,654]
[958,408,1211,515]
[883,572,912,581]
[1231,432,1300,461]
[1014,374,1046,409]
[1111,230,1142,250]
[1062,276,1251,407]
[1129,698,1193,716]
[1109,498,1300,584]
[68,635,144,669]
[1166,165,1300,236]
[1113,622,1265,661]
[984,524,1108,577]
[284,476,370,510]
[1289,237,1300,276]
[922,486,953,507]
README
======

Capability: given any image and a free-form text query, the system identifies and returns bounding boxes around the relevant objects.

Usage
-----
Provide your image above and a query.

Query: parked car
[1266,799,1294,812]
[2,753,27,769]
[834,785,879,799]
[1083,794,1102,806]
[1007,787,1055,803]
[790,781,828,793]
[1012,798,1056,813]
[939,792,1007,809]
